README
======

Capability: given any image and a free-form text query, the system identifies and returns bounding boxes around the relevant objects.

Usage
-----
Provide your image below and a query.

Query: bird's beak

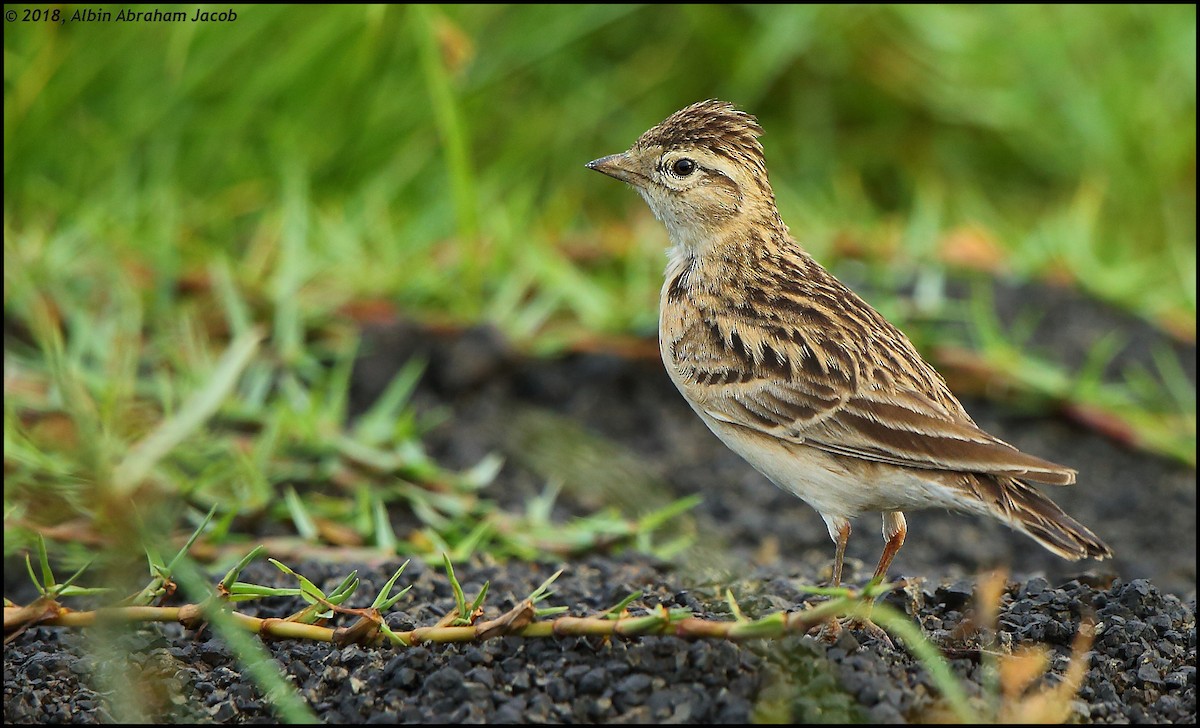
[586,152,645,186]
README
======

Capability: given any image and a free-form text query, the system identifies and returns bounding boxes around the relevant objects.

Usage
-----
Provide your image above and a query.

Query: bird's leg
[873,511,907,583]
[836,511,909,648]
[811,517,853,641]
[831,519,850,588]
[813,514,905,647]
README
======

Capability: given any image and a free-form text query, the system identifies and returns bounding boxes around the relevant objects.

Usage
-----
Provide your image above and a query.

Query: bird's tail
[969,476,1113,561]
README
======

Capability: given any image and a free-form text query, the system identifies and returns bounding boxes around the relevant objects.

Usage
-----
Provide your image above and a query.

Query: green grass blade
[112,329,262,496]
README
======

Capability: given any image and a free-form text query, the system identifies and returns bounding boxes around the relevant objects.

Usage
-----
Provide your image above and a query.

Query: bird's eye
[671,158,697,177]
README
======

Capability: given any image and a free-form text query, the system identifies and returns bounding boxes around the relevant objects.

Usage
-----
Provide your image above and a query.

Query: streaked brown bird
[587,99,1111,591]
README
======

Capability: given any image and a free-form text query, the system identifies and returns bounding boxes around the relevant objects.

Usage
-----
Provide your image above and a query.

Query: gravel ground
[4,277,1196,723]
[3,558,1195,723]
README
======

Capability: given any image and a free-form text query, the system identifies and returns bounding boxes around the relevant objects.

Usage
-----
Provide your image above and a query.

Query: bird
[586,99,1112,593]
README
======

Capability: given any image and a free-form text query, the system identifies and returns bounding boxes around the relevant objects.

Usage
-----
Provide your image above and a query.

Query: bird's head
[587,99,782,253]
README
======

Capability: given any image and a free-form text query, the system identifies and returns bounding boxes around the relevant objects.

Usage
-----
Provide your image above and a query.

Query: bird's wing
[682,322,1076,486]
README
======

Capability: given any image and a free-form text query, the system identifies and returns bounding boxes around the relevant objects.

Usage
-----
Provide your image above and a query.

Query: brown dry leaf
[1156,308,1196,344]
[1059,402,1139,449]
[4,598,66,643]
[24,411,80,452]
[830,231,870,260]
[407,530,435,553]
[338,298,400,325]
[1041,261,1078,288]
[938,225,1008,273]
[999,621,1095,723]
[175,268,213,297]
[314,517,365,547]
[475,599,536,640]
[753,535,780,566]
[565,333,659,361]
[999,646,1052,700]
[121,258,157,291]
[24,518,109,547]
[434,13,474,76]
[830,232,868,260]
[975,569,1008,630]
[333,612,383,648]
[930,345,1017,400]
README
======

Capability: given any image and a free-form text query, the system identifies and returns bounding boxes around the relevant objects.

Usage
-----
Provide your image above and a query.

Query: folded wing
[687,337,1076,486]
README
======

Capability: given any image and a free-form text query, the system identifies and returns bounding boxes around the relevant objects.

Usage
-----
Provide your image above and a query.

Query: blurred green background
[4,5,1196,562]
[6,5,1195,335]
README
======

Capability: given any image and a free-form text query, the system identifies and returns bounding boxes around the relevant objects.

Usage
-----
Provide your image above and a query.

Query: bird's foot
[810,613,895,649]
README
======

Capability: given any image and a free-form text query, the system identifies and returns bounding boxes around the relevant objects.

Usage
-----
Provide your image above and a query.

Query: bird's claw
[808,614,895,649]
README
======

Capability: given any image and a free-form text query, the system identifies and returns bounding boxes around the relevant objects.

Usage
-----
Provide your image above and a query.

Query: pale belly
[689,401,980,520]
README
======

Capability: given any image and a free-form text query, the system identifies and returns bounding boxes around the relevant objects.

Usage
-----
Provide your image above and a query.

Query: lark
[587,100,1112,592]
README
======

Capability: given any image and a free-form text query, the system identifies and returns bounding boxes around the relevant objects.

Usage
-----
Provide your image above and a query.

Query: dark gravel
[4,559,1195,723]
[5,277,1196,723]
